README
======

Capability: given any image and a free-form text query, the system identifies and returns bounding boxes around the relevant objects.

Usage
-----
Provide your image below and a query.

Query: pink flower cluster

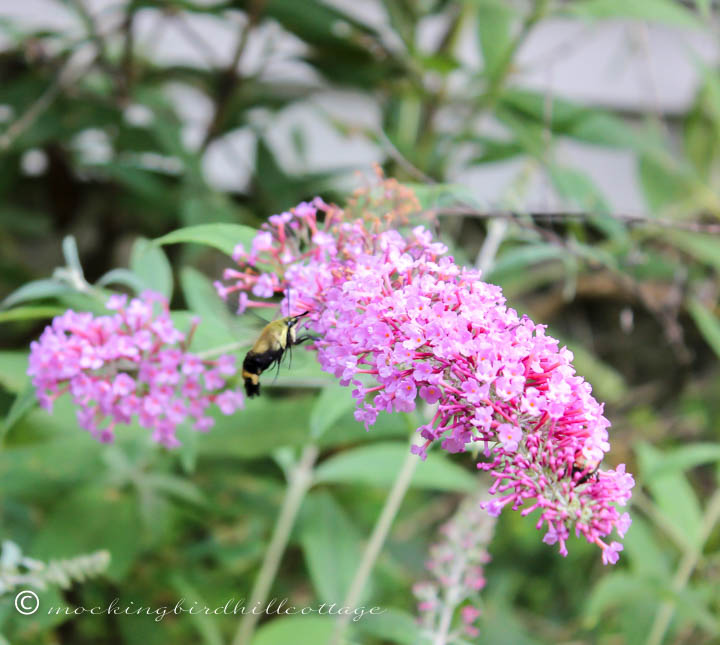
[413,493,494,641]
[28,292,244,447]
[216,191,634,563]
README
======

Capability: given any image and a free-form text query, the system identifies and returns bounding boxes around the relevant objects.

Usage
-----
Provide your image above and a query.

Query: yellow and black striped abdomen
[242,320,290,397]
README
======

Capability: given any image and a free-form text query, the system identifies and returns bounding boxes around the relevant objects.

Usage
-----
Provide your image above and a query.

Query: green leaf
[694,0,711,17]
[687,298,720,359]
[95,268,147,293]
[180,267,240,334]
[469,136,525,164]
[564,111,655,151]
[674,586,720,636]
[309,384,356,440]
[0,351,30,392]
[176,421,199,474]
[685,113,717,181]
[477,0,516,81]
[548,165,607,212]
[56,290,110,315]
[170,576,224,645]
[670,231,720,272]
[640,441,720,479]
[696,61,720,125]
[1,381,37,440]
[480,589,545,645]
[179,190,250,226]
[316,409,408,448]
[298,491,371,603]
[129,237,173,298]
[584,572,658,627]
[403,182,479,211]
[622,515,671,579]
[496,105,546,157]
[556,337,626,404]
[0,279,72,310]
[500,88,586,127]
[32,486,142,580]
[637,443,704,547]
[0,305,66,323]
[653,473,703,549]
[250,616,334,645]
[314,442,478,492]
[256,348,331,389]
[154,223,258,256]
[179,267,266,356]
[196,396,317,459]
[548,164,627,240]
[258,0,393,88]
[486,243,567,282]
[499,89,664,154]
[169,310,237,355]
[638,155,697,212]
[566,0,702,27]
[352,607,421,645]
[90,161,178,215]
[0,397,106,492]
[142,473,205,505]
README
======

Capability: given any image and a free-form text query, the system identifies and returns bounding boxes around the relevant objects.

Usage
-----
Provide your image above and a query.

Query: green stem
[632,489,692,554]
[232,443,318,645]
[455,0,550,144]
[475,218,508,273]
[479,0,549,110]
[329,431,422,645]
[645,488,720,645]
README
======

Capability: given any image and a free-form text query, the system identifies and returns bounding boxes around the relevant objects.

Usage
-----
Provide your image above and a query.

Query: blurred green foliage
[2,1,720,644]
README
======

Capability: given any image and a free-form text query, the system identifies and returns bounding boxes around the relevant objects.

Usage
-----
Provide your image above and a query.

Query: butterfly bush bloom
[216,181,634,562]
[28,292,244,447]
[413,493,495,643]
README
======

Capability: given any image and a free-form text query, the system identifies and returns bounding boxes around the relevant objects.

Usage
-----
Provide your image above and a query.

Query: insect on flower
[572,450,602,484]
[215,187,635,562]
[241,311,313,397]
